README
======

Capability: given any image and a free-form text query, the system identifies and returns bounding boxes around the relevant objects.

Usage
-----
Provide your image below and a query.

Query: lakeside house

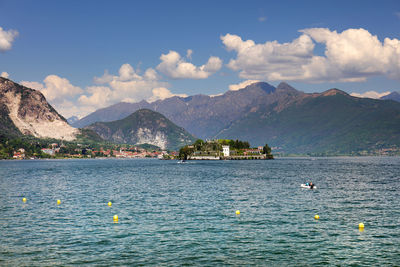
[13,148,25,159]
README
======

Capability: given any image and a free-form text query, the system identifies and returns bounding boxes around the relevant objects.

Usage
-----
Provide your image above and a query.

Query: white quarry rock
[136,127,167,149]
[4,91,78,141]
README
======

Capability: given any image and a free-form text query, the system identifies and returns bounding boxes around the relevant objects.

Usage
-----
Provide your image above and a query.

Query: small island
[179,139,273,160]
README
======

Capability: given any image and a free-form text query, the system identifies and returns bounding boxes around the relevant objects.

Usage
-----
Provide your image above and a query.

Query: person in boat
[309,182,314,189]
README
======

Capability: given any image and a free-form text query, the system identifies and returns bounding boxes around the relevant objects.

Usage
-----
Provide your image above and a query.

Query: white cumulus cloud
[20,59,201,118]
[156,50,222,79]
[55,99,95,119]
[300,28,400,81]
[148,87,188,103]
[22,75,83,101]
[93,70,113,84]
[21,63,188,118]
[229,80,260,91]
[0,27,18,52]
[20,81,44,90]
[78,86,113,108]
[350,91,391,99]
[82,64,184,110]
[222,28,400,83]
[1,71,9,78]
[21,76,84,118]
[222,33,315,81]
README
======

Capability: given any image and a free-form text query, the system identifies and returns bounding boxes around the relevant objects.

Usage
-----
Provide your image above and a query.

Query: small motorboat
[301,184,316,189]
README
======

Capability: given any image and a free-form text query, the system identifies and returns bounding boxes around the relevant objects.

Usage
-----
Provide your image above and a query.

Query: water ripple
[0,157,399,266]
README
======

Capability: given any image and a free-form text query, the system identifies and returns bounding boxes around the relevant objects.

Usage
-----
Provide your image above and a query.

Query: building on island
[222,145,230,157]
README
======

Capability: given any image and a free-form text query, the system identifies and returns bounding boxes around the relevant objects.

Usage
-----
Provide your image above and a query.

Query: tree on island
[219,139,250,149]
[194,139,204,150]
[179,145,194,160]
[263,144,274,159]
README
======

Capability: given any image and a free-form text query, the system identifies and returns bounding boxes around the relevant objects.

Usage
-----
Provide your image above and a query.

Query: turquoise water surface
[0,157,399,266]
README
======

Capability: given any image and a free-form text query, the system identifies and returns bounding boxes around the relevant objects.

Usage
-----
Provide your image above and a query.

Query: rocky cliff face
[0,77,78,141]
[85,109,196,150]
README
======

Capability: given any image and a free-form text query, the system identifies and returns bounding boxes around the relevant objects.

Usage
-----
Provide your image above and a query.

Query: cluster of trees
[262,144,273,159]
[193,139,251,150]
[220,139,250,150]
[178,145,194,160]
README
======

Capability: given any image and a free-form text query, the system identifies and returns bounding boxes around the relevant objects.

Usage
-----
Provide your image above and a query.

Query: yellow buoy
[113,215,118,222]
[235,210,240,215]
[314,215,320,220]
[108,202,112,207]
[359,223,364,231]
[57,199,61,205]
[22,197,27,203]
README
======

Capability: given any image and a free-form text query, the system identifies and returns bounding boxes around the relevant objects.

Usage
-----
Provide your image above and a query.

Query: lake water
[0,157,399,266]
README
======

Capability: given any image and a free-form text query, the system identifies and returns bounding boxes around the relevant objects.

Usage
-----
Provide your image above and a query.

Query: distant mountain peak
[126,108,156,119]
[381,91,400,102]
[243,81,276,94]
[321,88,349,97]
[67,116,79,124]
[276,82,297,92]
[138,99,149,105]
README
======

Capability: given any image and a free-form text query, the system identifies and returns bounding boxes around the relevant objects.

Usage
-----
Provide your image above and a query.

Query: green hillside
[216,91,400,155]
[86,109,196,150]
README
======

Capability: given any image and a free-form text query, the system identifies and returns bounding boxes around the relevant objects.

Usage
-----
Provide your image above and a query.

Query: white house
[222,145,230,157]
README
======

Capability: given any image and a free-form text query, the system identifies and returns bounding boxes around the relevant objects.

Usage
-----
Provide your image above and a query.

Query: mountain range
[73,82,303,138]
[85,109,196,150]
[73,82,400,154]
[2,76,399,155]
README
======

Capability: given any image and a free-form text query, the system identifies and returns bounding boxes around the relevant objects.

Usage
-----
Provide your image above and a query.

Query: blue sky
[1,0,400,117]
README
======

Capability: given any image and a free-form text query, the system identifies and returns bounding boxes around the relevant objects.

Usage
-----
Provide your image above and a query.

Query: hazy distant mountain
[67,116,80,125]
[381,91,400,102]
[0,77,79,141]
[73,101,151,128]
[85,109,196,150]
